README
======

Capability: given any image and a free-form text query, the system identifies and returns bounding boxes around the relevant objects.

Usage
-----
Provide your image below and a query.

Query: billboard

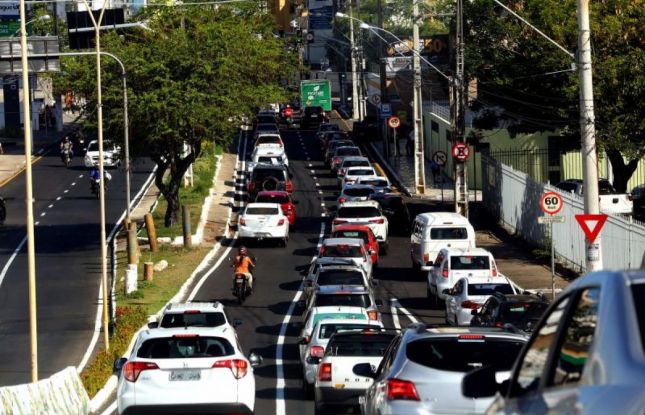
[300,80,331,111]
[386,35,450,66]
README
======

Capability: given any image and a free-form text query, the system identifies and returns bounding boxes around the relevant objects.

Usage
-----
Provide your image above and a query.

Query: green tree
[56,5,298,225]
[463,0,644,191]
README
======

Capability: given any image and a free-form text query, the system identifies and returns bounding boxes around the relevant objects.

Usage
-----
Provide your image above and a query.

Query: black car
[470,292,549,333]
[301,106,325,129]
[0,196,5,225]
[369,192,410,235]
[247,164,293,197]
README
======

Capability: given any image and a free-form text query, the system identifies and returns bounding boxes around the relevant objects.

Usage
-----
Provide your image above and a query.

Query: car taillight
[628,193,633,201]
[286,181,293,193]
[386,378,420,401]
[212,359,249,379]
[333,219,346,225]
[441,268,449,278]
[319,246,326,256]
[492,263,498,277]
[247,182,255,193]
[338,197,346,204]
[339,169,345,175]
[461,300,480,309]
[239,217,246,226]
[333,157,341,165]
[369,218,384,224]
[319,363,332,381]
[367,310,378,320]
[495,322,503,328]
[278,219,285,225]
[423,253,430,264]
[309,346,324,358]
[123,361,159,382]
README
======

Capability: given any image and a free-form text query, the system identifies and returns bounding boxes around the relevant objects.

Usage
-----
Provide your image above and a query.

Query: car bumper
[315,386,365,406]
[118,403,253,415]
[238,227,287,239]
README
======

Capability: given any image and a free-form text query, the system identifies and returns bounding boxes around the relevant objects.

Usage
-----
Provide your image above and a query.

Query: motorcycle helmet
[239,246,248,256]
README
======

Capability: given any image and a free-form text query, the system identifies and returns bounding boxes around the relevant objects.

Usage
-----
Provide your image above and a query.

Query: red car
[330,224,379,265]
[254,190,296,227]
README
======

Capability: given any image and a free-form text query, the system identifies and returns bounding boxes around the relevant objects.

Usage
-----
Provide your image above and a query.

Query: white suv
[333,201,389,250]
[115,326,262,415]
[238,203,289,246]
[148,301,240,331]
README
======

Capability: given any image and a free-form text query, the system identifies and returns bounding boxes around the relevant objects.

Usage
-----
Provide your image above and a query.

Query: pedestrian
[406,129,414,156]
[430,159,441,185]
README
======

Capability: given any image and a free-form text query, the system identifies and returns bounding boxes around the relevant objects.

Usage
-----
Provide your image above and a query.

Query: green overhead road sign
[300,80,332,111]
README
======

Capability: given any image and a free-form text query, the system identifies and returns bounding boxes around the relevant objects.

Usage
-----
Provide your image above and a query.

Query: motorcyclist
[60,136,74,160]
[232,246,255,291]
[283,104,294,120]
[89,163,112,190]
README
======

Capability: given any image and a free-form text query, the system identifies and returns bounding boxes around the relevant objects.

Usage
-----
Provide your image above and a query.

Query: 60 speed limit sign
[540,192,564,215]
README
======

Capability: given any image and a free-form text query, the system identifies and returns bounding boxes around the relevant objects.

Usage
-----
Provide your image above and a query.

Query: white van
[410,212,476,271]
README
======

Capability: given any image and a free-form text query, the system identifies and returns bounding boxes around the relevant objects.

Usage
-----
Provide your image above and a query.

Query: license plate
[358,396,366,405]
[235,278,245,283]
[169,369,200,381]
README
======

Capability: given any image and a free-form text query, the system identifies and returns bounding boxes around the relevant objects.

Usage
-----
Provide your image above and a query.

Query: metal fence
[482,155,645,271]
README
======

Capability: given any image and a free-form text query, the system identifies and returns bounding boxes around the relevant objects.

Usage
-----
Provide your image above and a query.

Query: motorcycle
[90,169,111,199]
[231,256,257,305]
[61,149,72,167]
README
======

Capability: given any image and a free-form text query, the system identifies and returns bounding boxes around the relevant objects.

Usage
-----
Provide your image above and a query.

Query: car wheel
[314,402,327,415]
[302,379,314,399]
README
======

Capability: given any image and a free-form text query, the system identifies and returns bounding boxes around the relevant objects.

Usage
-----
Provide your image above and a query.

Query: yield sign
[575,214,608,242]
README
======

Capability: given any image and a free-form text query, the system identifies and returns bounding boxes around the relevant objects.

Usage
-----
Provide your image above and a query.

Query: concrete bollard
[127,224,139,265]
[144,213,158,252]
[182,205,192,248]
[125,264,138,294]
[144,262,154,281]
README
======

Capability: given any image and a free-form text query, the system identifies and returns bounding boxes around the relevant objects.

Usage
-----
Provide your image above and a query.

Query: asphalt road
[190,127,445,415]
[0,151,155,386]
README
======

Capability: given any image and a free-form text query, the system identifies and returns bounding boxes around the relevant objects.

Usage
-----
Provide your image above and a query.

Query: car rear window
[257,136,281,144]
[337,207,381,218]
[160,312,226,328]
[314,293,371,308]
[256,124,277,131]
[344,188,374,197]
[343,160,370,168]
[406,337,525,372]
[317,270,364,286]
[246,207,279,215]
[319,124,339,132]
[313,313,366,326]
[252,169,286,181]
[330,140,353,149]
[632,283,645,352]
[257,156,283,164]
[499,302,549,325]
[598,181,616,195]
[450,255,490,270]
[319,323,375,339]
[327,334,394,357]
[337,147,361,157]
[256,194,289,204]
[348,169,375,176]
[332,230,369,244]
[468,283,514,296]
[430,227,468,240]
[138,336,234,359]
[255,116,275,124]
[322,244,363,258]
[359,179,388,187]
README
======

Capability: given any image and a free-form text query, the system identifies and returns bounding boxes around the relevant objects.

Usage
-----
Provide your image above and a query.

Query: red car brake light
[338,197,346,204]
[212,359,249,379]
[318,363,332,381]
[239,217,246,226]
[369,219,384,224]
[123,361,159,382]
[278,218,285,225]
[367,310,378,320]
[309,345,324,358]
[460,300,480,309]
[386,378,420,401]
[441,267,449,278]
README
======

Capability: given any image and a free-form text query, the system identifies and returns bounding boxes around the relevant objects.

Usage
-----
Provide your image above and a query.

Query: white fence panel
[482,155,645,271]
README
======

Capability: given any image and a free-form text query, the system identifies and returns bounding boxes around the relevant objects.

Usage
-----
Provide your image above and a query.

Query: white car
[341,166,378,187]
[303,264,370,301]
[148,301,241,332]
[355,176,391,192]
[337,156,371,179]
[427,247,500,306]
[238,203,289,246]
[556,179,633,215]
[337,184,377,204]
[253,133,284,150]
[246,147,289,173]
[299,305,373,345]
[333,201,389,248]
[318,237,373,277]
[443,277,516,326]
[115,327,262,415]
[84,139,121,168]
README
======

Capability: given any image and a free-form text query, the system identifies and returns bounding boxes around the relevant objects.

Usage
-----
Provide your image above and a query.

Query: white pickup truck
[556,179,633,215]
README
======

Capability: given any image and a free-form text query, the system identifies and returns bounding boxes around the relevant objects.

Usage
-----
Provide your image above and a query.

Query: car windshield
[256,194,289,204]
[322,244,363,258]
[347,169,374,177]
[431,227,468,240]
[337,207,381,218]
[317,270,365,286]
[314,293,371,308]
[255,116,275,124]
[336,147,361,157]
[252,169,285,181]
[256,124,277,131]
[333,230,369,244]
[160,312,226,328]
[406,337,525,372]
[499,302,549,325]
[450,255,490,270]
[319,323,374,339]
[138,336,234,359]
[87,141,114,152]
[326,334,393,357]
[257,136,281,145]
[343,160,370,168]
[245,207,279,215]
[344,188,374,197]
[468,283,514,296]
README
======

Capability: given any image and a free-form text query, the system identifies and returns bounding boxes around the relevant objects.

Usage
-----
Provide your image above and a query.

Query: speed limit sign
[540,192,564,215]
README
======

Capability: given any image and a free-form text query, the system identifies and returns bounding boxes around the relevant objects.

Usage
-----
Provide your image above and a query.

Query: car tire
[302,379,314,399]
[314,402,327,415]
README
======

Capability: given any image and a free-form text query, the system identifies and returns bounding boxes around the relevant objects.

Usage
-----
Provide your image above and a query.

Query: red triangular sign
[575,214,608,242]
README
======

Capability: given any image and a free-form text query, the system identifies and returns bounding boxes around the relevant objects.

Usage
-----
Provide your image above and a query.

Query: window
[430,227,468,240]
[550,288,600,387]
[160,312,226,328]
[375,335,402,379]
[337,207,381,218]
[450,255,490,270]
[322,244,363,258]
[138,337,234,359]
[632,283,645,352]
[327,334,394,357]
[514,297,570,395]
[313,293,371,308]
[319,323,373,339]
[413,221,423,238]
[333,230,370,244]
[336,147,361,157]
[316,270,364,286]
[245,207,279,215]
[468,283,514,296]
[344,160,370,168]
[344,188,375,197]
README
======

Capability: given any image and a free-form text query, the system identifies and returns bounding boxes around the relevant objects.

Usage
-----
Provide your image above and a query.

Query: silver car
[462,269,645,415]
[358,324,527,415]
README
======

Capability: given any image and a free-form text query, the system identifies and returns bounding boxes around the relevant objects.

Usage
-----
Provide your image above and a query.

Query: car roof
[317,264,365,272]
[342,184,375,191]
[415,211,469,224]
[256,190,290,197]
[245,202,281,209]
[334,146,359,151]
[138,326,238,343]
[322,237,365,245]
[341,156,369,162]
[315,285,370,294]
[253,147,285,155]
[339,200,381,208]
[441,247,492,256]
[163,301,224,313]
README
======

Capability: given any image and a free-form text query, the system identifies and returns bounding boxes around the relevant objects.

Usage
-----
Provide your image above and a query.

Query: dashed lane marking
[391,298,419,324]
[40,212,46,217]
[71,182,76,186]
[48,204,54,209]
[390,299,401,330]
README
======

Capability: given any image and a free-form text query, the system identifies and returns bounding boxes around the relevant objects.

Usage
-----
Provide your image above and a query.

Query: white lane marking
[56,196,61,201]
[64,190,69,193]
[390,299,401,330]
[40,212,46,217]
[79,174,84,178]
[48,204,54,209]
[318,190,323,194]
[35,222,39,226]
[320,202,325,207]
[310,170,315,174]
[276,222,326,415]
[391,298,419,324]
[71,182,76,186]
[321,212,326,217]
[0,236,27,287]
[315,182,320,187]
[99,401,116,415]
[308,164,313,168]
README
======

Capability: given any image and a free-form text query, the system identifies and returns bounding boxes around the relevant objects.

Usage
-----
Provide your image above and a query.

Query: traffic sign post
[539,192,565,299]
[387,116,401,157]
[451,142,470,162]
[432,150,447,167]
[575,214,607,266]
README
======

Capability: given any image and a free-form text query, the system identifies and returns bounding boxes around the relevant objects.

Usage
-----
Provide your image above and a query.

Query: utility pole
[349,4,361,121]
[452,0,468,217]
[577,0,602,271]
[377,0,389,158]
[412,0,425,194]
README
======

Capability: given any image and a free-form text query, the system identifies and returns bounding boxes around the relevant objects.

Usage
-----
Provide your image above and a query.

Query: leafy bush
[81,306,148,398]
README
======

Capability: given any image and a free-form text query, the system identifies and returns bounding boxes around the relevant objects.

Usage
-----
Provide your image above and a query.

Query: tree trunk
[606,149,640,193]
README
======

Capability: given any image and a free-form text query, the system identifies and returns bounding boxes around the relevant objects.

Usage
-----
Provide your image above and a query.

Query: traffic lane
[0,156,155,385]
[193,128,323,415]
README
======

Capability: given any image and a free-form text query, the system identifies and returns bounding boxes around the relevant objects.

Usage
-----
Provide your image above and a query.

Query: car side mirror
[147,321,159,329]
[462,365,500,398]
[233,318,243,327]
[248,353,263,367]
[298,336,310,345]
[442,289,451,295]
[353,362,377,379]
[113,357,127,373]
[471,309,479,316]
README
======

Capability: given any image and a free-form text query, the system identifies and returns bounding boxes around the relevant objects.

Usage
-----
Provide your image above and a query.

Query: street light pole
[453,0,468,217]
[349,4,361,121]
[412,0,425,194]
[376,0,389,159]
